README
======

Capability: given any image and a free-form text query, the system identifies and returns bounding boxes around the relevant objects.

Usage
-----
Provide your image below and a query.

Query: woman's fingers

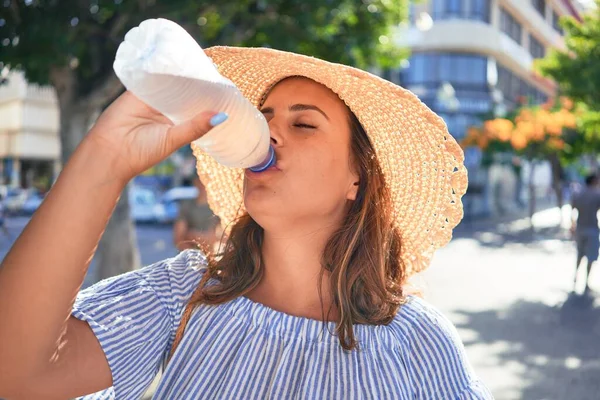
[165,111,229,153]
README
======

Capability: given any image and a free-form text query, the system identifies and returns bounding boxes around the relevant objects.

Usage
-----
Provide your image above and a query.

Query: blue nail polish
[210,112,228,127]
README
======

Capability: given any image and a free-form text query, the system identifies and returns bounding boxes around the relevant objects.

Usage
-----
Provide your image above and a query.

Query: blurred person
[173,176,219,250]
[571,174,600,294]
[0,193,9,238]
[0,48,492,399]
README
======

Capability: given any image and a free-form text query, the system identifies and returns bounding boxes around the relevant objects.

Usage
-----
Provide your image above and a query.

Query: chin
[243,188,285,226]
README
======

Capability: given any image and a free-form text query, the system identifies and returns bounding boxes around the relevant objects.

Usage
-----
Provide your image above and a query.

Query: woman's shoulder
[145,249,208,281]
[134,249,208,301]
[385,296,492,398]
[393,295,456,328]
[389,295,464,349]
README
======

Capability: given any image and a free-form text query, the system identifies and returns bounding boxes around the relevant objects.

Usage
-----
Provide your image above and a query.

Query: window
[500,8,522,44]
[470,0,490,22]
[405,54,434,84]
[552,11,563,34]
[430,0,490,22]
[409,4,417,24]
[400,51,493,139]
[531,0,546,17]
[497,65,524,105]
[447,0,462,17]
[431,0,446,20]
[496,64,548,107]
[526,85,548,104]
[403,52,487,87]
[529,35,545,58]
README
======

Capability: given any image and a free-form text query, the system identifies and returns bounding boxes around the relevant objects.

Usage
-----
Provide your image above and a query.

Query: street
[0,209,598,400]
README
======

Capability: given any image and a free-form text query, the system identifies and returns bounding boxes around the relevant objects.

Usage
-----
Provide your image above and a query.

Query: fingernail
[210,112,228,127]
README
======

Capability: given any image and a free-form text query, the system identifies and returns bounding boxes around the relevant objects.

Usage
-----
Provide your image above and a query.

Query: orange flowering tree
[461,97,578,221]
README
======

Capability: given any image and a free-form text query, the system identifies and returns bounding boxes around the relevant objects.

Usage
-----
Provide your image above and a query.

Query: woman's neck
[245,222,340,321]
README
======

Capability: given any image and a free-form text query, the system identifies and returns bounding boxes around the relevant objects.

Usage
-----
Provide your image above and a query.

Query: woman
[0,47,492,399]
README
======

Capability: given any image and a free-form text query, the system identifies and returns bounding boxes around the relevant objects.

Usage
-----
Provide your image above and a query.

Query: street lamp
[437,82,460,112]
[415,12,434,31]
[491,88,507,117]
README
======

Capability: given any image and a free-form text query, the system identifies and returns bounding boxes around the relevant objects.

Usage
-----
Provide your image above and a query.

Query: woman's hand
[86,91,226,183]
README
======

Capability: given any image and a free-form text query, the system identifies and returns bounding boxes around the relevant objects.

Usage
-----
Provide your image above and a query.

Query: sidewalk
[454,198,567,236]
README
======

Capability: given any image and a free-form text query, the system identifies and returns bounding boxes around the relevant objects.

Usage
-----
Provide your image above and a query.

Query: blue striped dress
[73,250,493,399]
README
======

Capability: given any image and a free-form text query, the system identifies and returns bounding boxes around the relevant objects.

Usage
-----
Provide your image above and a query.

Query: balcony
[395,20,534,73]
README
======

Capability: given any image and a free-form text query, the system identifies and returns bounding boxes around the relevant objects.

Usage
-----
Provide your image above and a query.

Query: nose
[268,118,284,147]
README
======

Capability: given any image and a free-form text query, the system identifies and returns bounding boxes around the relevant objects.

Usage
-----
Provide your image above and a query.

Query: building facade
[393,0,582,143]
[0,69,181,191]
[389,0,585,216]
[0,70,61,190]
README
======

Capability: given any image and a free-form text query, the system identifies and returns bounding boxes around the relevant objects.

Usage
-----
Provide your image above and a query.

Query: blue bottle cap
[248,145,276,172]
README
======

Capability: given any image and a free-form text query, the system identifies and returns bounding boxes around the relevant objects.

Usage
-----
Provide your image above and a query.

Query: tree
[0,0,410,281]
[462,98,578,226]
[536,1,600,170]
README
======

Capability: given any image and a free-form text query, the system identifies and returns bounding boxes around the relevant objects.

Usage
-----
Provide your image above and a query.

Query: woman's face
[243,77,359,231]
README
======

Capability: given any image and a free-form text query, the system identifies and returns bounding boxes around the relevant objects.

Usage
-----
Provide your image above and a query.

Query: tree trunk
[589,154,599,174]
[528,160,536,231]
[52,67,140,282]
[95,189,141,281]
[548,153,564,226]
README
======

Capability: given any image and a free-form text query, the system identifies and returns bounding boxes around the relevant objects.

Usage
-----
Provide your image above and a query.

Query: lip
[244,163,282,180]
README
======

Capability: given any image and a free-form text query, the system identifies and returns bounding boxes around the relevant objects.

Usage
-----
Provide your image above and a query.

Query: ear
[347,181,359,201]
[346,175,359,201]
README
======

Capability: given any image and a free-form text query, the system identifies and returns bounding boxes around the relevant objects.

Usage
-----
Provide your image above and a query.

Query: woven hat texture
[192,46,468,276]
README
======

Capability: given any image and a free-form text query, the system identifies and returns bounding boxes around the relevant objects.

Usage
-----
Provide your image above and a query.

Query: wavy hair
[169,94,406,358]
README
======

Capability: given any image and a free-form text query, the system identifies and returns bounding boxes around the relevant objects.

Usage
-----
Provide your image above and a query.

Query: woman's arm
[0,92,222,398]
[0,139,124,397]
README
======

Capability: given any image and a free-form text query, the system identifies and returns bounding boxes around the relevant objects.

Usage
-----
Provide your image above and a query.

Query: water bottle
[113,18,275,172]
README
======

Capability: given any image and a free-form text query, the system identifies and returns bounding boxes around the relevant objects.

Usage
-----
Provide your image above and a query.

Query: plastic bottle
[113,18,275,172]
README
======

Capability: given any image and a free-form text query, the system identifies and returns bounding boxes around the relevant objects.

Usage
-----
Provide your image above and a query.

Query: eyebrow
[260,104,330,121]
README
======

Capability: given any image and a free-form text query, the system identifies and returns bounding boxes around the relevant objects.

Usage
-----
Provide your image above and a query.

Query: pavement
[0,207,598,400]
[422,206,600,400]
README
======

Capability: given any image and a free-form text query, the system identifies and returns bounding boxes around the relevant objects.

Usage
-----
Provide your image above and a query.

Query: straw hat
[192,46,468,276]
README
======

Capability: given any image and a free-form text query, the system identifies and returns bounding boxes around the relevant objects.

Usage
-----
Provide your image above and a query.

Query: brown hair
[169,97,406,360]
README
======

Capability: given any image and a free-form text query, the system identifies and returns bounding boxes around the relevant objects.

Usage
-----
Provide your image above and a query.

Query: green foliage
[536,1,600,160]
[0,0,410,96]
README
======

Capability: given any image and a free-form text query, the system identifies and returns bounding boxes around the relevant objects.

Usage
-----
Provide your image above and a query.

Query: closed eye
[294,123,316,129]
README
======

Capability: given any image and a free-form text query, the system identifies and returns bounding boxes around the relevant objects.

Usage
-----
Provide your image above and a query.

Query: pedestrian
[0,47,493,399]
[0,193,9,238]
[570,173,600,294]
[173,176,220,251]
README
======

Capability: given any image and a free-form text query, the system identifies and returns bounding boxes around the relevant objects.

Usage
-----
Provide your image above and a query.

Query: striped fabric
[73,250,493,399]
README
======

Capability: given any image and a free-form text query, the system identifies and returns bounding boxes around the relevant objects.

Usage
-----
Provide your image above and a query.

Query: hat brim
[193,46,468,276]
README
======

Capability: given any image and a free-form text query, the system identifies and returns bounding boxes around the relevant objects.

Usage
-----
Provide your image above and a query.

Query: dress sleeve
[399,297,494,400]
[457,379,495,399]
[72,250,206,399]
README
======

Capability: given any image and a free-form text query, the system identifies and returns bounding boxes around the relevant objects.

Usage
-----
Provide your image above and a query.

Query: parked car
[129,186,163,224]
[20,191,45,215]
[155,186,199,224]
[161,186,199,203]
[4,188,29,215]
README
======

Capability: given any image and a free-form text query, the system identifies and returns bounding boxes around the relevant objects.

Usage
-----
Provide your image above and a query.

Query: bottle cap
[248,145,276,172]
